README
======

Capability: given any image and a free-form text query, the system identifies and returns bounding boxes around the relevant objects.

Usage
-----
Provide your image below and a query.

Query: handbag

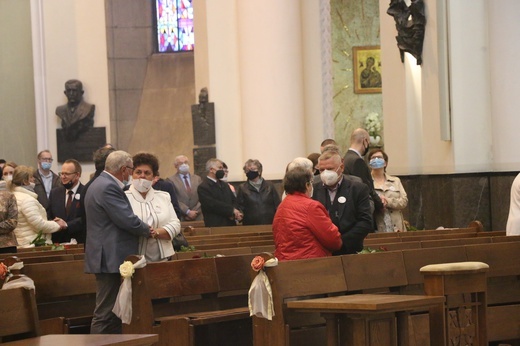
[172,230,189,251]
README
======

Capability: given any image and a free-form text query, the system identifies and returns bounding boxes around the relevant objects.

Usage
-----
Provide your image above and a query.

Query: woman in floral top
[0,189,18,253]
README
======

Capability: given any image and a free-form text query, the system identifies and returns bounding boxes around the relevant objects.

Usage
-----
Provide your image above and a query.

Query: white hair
[287,157,313,172]
[105,150,132,173]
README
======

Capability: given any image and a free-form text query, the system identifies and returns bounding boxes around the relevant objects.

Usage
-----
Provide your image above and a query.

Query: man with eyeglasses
[33,150,62,209]
[47,159,86,243]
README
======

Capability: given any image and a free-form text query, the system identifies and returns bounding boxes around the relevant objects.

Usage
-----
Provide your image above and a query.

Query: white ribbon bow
[112,256,147,324]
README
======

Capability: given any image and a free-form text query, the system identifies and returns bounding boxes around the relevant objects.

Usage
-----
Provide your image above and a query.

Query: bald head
[350,128,369,145]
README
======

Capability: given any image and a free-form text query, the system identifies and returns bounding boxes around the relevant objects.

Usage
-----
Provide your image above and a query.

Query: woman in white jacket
[10,165,66,246]
[125,153,180,262]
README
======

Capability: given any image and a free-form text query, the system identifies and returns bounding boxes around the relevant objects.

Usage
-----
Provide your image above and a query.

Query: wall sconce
[387,0,426,65]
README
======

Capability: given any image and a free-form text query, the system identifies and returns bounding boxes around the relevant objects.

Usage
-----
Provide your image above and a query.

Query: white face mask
[3,175,12,182]
[320,169,340,186]
[178,163,190,174]
[220,176,228,182]
[132,178,153,193]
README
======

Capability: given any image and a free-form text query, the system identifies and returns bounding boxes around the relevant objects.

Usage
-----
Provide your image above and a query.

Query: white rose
[119,261,135,279]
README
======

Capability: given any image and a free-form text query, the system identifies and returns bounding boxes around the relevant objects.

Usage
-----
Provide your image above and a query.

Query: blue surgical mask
[369,157,385,169]
[41,162,52,170]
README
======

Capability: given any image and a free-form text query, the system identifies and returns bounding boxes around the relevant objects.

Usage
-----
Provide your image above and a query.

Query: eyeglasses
[40,158,53,162]
[59,172,78,176]
[125,166,134,172]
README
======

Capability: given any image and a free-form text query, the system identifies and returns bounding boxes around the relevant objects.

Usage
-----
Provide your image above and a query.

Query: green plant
[179,245,196,252]
[357,246,388,254]
[30,230,47,247]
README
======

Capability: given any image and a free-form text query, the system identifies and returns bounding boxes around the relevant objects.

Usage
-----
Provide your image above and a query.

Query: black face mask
[63,181,75,190]
[314,169,320,176]
[362,141,370,156]
[215,169,225,180]
[246,171,259,180]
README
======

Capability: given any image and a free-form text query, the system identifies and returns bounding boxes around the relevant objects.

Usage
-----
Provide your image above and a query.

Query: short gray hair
[286,157,313,173]
[205,158,222,172]
[105,150,132,173]
[243,159,263,175]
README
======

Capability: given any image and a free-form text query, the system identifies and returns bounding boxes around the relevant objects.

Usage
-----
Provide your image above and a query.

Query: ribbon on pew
[248,256,278,320]
[113,255,147,324]
[2,262,35,291]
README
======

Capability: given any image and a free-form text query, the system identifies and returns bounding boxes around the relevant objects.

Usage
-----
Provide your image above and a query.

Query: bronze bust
[55,79,95,141]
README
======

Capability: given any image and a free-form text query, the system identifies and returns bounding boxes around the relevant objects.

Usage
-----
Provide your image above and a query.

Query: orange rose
[251,256,265,272]
[0,263,7,280]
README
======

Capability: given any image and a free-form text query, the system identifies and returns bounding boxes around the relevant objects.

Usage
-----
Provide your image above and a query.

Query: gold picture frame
[353,46,382,94]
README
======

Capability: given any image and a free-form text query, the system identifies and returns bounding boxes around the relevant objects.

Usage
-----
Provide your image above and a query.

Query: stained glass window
[155,0,194,53]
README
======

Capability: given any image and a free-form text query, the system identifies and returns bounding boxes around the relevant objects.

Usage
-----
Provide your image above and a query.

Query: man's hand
[234,209,243,222]
[186,210,198,220]
[54,217,67,230]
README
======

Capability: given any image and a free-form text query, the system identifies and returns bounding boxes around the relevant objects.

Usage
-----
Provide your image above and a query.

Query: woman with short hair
[125,153,180,262]
[272,166,342,261]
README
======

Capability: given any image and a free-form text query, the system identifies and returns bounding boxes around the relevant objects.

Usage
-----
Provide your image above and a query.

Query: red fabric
[273,192,342,261]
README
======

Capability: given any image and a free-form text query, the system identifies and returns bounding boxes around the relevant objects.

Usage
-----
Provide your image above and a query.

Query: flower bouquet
[364,112,382,145]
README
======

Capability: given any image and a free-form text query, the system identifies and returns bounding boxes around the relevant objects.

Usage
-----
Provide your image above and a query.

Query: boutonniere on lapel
[74,193,81,200]
[338,196,347,204]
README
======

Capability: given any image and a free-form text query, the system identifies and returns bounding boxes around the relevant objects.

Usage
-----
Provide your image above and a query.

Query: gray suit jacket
[167,172,202,220]
[84,171,150,274]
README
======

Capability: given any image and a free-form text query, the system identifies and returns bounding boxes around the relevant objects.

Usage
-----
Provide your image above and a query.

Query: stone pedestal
[57,127,106,162]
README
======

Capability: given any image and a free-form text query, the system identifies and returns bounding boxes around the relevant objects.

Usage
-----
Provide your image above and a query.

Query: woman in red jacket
[273,166,342,261]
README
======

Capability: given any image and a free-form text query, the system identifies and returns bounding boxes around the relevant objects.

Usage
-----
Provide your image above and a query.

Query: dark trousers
[90,273,122,334]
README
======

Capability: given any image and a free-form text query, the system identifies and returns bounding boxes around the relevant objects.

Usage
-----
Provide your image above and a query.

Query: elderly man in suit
[198,158,242,227]
[84,150,152,334]
[313,150,373,254]
[33,150,61,209]
[47,159,86,243]
[167,155,203,221]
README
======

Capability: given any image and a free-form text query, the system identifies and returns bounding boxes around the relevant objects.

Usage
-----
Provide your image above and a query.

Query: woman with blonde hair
[10,165,66,246]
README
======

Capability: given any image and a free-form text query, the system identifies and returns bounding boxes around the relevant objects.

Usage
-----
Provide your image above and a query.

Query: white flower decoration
[365,112,381,137]
[119,261,135,279]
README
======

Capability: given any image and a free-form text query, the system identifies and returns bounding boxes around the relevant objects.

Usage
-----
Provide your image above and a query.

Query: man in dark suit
[33,150,62,209]
[313,151,373,254]
[343,128,385,215]
[198,158,242,227]
[47,159,86,243]
[167,155,203,221]
[84,150,152,334]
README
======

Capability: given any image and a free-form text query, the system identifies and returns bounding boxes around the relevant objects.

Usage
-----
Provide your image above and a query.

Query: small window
[155,0,194,53]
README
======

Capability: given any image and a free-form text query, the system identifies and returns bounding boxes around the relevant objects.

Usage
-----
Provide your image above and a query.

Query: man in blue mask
[33,150,62,209]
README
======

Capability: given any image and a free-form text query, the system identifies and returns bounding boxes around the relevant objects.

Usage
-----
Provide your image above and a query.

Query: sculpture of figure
[387,0,426,65]
[55,79,95,141]
[191,87,215,146]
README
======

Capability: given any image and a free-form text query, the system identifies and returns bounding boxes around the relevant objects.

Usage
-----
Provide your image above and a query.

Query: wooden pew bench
[125,254,256,346]
[6,257,96,335]
[253,251,450,346]
[0,276,40,343]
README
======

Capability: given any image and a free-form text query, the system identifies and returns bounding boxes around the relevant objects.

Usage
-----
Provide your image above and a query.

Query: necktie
[66,190,73,216]
[183,175,192,193]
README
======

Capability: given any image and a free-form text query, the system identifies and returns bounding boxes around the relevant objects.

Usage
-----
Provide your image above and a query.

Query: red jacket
[273,192,342,261]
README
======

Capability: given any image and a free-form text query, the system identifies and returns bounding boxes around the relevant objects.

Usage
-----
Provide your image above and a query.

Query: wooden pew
[5,257,96,334]
[0,276,40,343]
[464,242,520,343]
[125,254,254,346]
[252,256,347,346]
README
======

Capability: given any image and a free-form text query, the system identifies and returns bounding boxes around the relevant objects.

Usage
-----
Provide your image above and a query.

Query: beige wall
[0,0,37,166]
